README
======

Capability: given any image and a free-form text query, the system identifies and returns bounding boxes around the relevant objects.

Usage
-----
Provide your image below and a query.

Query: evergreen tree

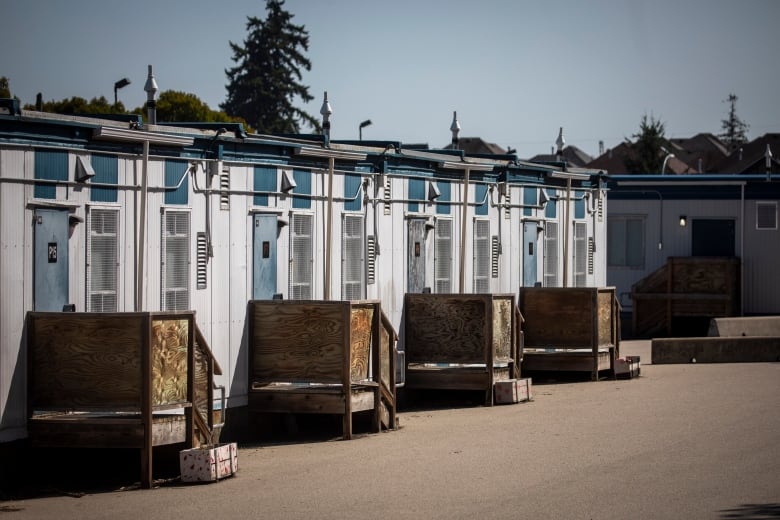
[624,115,667,174]
[719,93,749,152]
[0,77,11,98]
[221,0,320,134]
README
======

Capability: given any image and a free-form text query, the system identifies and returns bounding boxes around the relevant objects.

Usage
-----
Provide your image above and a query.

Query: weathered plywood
[252,302,346,383]
[492,297,513,362]
[349,306,372,382]
[598,290,614,347]
[380,316,391,388]
[404,295,487,364]
[29,314,144,410]
[151,319,189,406]
[520,288,594,348]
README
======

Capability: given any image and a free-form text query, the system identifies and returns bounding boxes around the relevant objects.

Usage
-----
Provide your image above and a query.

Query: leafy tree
[0,77,11,98]
[23,95,121,114]
[222,0,320,133]
[719,93,749,152]
[624,115,667,174]
[154,90,245,125]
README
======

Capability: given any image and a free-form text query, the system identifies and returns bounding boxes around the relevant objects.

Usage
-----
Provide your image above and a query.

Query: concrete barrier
[707,316,780,337]
[652,336,780,364]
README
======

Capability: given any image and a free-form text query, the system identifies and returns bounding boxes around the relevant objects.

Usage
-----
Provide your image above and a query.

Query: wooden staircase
[632,257,740,338]
[193,323,225,447]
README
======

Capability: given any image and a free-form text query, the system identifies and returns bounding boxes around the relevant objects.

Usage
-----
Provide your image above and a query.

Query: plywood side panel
[29,314,144,410]
[404,295,487,364]
[251,302,344,383]
[597,290,614,346]
[151,318,189,406]
[520,288,594,348]
[349,306,372,382]
[492,297,513,362]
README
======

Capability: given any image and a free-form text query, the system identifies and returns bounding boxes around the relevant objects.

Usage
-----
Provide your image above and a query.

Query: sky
[2,0,779,159]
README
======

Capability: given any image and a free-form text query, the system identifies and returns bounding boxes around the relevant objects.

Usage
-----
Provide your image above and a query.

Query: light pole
[114,77,131,106]
[359,119,372,140]
[661,147,675,175]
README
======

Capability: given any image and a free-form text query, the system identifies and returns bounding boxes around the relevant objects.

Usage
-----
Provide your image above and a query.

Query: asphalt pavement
[3,341,779,520]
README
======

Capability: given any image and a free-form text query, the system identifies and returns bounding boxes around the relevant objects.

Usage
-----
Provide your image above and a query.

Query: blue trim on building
[164,160,189,205]
[91,154,118,203]
[523,186,536,217]
[253,165,277,206]
[408,178,424,212]
[436,180,451,215]
[474,184,488,216]
[34,149,68,199]
[292,168,311,209]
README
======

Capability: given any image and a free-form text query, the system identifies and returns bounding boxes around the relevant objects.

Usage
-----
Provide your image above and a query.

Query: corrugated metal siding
[0,150,30,439]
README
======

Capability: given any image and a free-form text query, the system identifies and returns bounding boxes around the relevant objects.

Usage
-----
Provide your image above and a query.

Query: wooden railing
[632,257,741,337]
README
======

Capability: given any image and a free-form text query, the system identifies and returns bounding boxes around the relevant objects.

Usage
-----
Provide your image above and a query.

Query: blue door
[34,208,70,311]
[253,214,278,299]
[522,221,538,287]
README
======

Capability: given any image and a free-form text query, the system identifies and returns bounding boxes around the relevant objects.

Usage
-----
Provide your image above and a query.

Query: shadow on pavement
[720,503,780,519]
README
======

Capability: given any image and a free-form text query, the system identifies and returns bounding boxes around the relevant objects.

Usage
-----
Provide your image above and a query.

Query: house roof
[711,133,780,174]
[586,141,695,175]
[667,133,729,173]
[442,136,508,155]
[528,145,593,167]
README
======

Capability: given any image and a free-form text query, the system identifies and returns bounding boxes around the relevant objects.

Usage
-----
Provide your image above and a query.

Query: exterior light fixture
[679,215,687,227]
[114,77,131,106]
[359,119,372,140]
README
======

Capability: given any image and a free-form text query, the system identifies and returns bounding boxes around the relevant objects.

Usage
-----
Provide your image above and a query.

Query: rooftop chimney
[144,65,158,125]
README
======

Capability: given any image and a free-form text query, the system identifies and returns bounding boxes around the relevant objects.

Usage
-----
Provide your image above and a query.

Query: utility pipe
[324,156,335,300]
[459,168,470,293]
[136,139,150,311]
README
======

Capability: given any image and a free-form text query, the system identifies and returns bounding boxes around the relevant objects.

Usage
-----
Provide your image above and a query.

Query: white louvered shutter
[342,214,365,300]
[87,208,118,312]
[543,221,559,287]
[473,219,490,293]
[289,213,313,299]
[161,211,190,311]
[434,218,452,294]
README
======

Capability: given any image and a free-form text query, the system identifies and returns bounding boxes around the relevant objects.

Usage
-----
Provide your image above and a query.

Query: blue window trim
[436,181,451,215]
[91,154,118,203]
[344,173,362,211]
[164,160,189,205]
[408,178,424,212]
[545,189,557,218]
[474,184,488,216]
[292,169,311,209]
[253,165,277,206]
[34,149,68,199]
[574,190,585,219]
[523,187,537,217]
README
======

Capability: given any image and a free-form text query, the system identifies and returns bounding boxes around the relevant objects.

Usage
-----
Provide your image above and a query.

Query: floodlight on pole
[114,77,131,106]
[359,119,372,140]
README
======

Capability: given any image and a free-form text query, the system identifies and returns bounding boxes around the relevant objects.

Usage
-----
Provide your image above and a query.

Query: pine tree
[624,115,667,174]
[221,0,320,134]
[719,93,749,152]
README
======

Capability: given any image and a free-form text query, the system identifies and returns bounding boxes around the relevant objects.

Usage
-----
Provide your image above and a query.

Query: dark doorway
[691,219,735,256]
